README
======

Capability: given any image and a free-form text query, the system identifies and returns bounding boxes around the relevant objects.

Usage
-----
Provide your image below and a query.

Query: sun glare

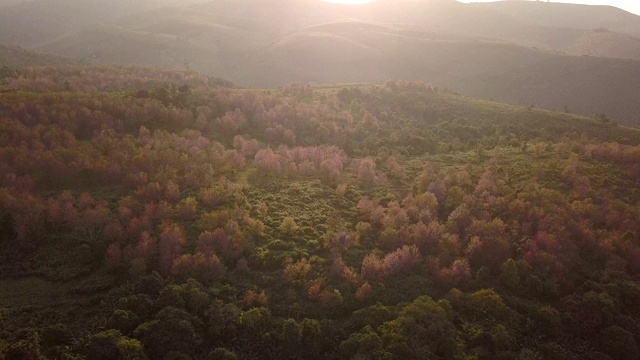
[321,0,375,4]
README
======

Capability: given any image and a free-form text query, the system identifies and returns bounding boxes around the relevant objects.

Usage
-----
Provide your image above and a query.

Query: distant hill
[15,0,640,56]
[477,1,640,37]
[33,14,640,126]
[0,0,209,46]
[243,26,640,125]
[4,0,640,125]
[0,44,82,69]
[0,0,26,6]
[375,1,640,60]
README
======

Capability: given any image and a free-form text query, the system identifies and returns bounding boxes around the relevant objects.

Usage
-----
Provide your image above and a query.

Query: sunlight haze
[457,0,640,16]
[321,0,375,3]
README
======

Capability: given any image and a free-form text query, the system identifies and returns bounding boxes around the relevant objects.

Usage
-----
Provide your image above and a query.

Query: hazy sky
[456,1,640,16]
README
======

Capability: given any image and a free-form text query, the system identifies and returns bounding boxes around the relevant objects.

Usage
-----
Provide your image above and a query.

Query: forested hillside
[2,66,640,359]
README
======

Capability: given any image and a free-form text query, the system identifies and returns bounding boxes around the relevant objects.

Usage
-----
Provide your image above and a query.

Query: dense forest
[1,65,640,359]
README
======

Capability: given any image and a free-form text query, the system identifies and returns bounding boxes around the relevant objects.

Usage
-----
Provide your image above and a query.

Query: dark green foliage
[108,310,141,336]
[208,347,238,360]
[84,329,148,360]
[596,326,640,360]
[3,329,44,360]
[339,325,391,359]
[40,323,72,349]
[133,307,199,359]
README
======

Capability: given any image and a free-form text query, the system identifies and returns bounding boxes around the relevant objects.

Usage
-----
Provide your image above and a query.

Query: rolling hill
[0,0,210,46]
[477,1,640,36]
[0,44,83,69]
[243,25,640,123]
[3,0,640,126]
